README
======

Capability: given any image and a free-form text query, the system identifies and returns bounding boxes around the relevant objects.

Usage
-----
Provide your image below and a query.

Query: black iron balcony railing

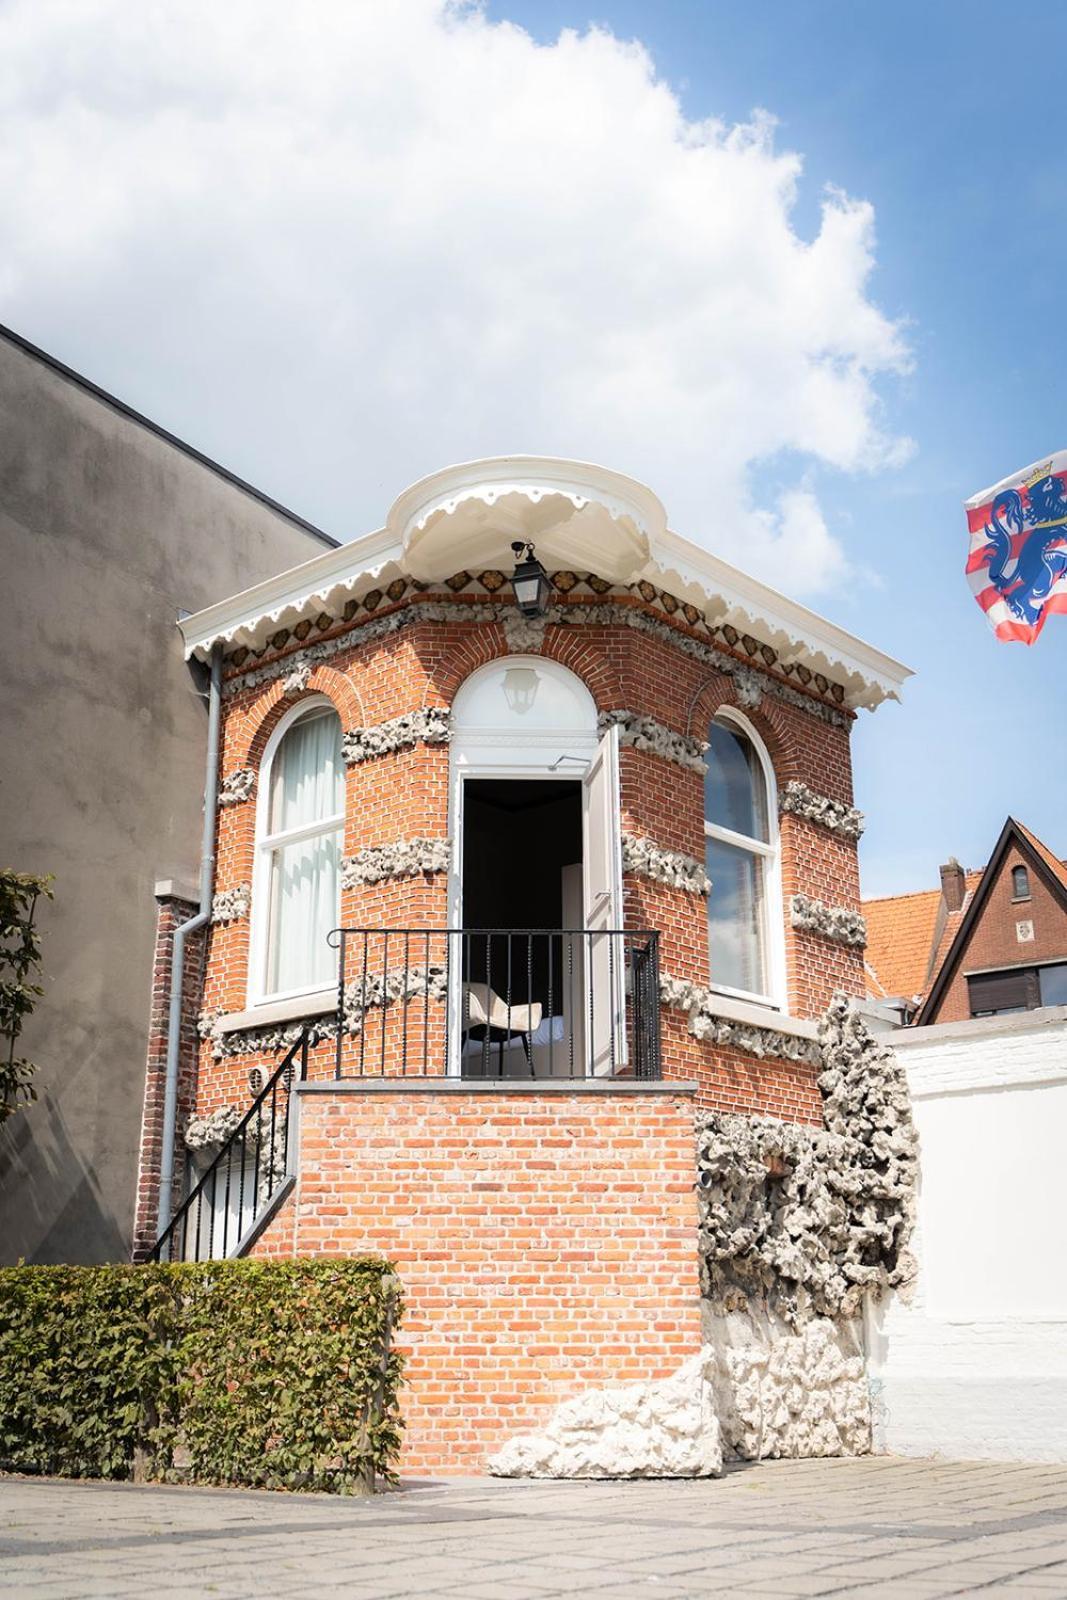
[327,927,661,1081]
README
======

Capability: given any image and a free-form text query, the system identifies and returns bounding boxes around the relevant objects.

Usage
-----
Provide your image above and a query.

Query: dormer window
[1011,864,1030,901]
[704,712,783,1008]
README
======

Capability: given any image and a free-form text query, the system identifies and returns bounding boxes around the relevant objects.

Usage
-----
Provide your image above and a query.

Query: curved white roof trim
[388,456,666,584]
[179,456,912,711]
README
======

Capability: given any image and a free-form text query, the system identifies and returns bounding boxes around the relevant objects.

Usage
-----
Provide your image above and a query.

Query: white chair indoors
[463,982,543,1075]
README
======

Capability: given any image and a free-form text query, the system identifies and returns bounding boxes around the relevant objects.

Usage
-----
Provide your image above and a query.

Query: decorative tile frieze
[621,834,710,896]
[211,883,251,924]
[599,711,708,773]
[218,767,256,807]
[779,782,865,841]
[224,590,850,727]
[658,973,822,1066]
[341,837,451,889]
[789,893,867,948]
[342,707,451,765]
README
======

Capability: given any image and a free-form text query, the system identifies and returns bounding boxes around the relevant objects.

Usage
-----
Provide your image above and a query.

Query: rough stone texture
[790,892,868,948]
[598,710,708,773]
[280,656,313,694]
[621,834,710,896]
[199,1007,337,1061]
[218,767,256,807]
[489,1352,722,1479]
[341,964,448,1033]
[210,883,251,924]
[341,706,450,766]
[706,1307,870,1460]
[732,666,763,709]
[182,1103,243,1151]
[779,781,864,840]
[659,973,821,1066]
[501,610,546,652]
[340,837,451,888]
[697,996,919,1325]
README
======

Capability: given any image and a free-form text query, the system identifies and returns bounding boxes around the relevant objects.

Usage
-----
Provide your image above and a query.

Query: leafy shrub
[0,868,53,1123]
[0,1259,402,1491]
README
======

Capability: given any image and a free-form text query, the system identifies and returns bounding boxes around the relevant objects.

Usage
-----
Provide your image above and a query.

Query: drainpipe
[156,643,223,1238]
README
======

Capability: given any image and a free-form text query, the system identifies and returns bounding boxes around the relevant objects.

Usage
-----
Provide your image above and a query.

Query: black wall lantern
[510,540,552,618]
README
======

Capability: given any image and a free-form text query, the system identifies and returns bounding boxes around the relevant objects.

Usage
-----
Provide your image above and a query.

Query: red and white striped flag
[965,451,1067,643]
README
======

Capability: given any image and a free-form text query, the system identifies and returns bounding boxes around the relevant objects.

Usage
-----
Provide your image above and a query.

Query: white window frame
[704,708,785,1011]
[247,695,344,1009]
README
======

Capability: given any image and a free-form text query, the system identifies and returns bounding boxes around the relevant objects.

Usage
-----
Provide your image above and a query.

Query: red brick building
[864,817,1067,1024]
[137,457,910,1471]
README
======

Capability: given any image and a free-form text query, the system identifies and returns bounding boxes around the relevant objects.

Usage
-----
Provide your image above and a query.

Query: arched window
[704,712,782,1007]
[1011,864,1030,900]
[251,700,344,1001]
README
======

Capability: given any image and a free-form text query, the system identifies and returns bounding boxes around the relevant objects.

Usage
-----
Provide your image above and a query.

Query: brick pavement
[4,1457,1067,1598]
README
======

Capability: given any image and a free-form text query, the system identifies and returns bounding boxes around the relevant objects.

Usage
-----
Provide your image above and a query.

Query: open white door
[582,725,625,1075]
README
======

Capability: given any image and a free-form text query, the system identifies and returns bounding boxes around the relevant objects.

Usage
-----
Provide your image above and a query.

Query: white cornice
[178,456,912,710]
[179,524,401,659]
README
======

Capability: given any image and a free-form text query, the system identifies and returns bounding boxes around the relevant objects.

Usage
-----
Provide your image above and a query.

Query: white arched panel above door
[451,655,598,770]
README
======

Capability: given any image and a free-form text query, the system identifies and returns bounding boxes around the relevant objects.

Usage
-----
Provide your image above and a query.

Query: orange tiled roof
[862,887,943,1002]
[863,870,983,1002]
[1016,822,1067,896]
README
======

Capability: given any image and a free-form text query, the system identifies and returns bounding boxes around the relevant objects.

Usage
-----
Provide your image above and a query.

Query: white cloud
[0,0,911,593]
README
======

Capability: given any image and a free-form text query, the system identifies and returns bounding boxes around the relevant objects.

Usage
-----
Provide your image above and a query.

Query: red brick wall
[131,895,205,1261]
[149,593,862,1232]
[931,850,1067,1023]
[255,1082,703,1475]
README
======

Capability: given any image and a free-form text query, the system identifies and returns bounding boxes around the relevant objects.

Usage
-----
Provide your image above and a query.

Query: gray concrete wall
[0,328,335,1263]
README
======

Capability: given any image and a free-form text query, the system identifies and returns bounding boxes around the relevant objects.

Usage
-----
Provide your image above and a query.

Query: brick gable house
[137,457,910,1471]
[864,818,1067,1024]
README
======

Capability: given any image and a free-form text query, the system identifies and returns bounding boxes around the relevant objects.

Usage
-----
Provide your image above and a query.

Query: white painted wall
[867,1006,1067,1463]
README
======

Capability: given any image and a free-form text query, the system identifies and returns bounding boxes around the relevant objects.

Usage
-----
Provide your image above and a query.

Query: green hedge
[0,1259,403,1492]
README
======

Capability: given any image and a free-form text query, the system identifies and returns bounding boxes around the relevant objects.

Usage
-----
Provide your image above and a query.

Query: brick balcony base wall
[255,1080,703,1476]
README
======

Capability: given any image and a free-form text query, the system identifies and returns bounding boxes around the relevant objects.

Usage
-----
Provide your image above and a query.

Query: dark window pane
[705,721,769,842]
[707,836,766,996]
[1011,865,1030,899]
[967,967,1039,1016]
[1039,964,1067,1007]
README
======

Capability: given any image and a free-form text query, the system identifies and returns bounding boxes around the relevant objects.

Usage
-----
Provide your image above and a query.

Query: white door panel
[582,726,625,1073]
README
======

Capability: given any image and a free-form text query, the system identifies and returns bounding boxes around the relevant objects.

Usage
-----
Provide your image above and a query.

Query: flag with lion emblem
[965,452,1067,643]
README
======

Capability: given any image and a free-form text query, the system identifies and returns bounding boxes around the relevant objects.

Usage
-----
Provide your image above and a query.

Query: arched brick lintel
[432,625,625,715]
[687,674,802,788]
[234,665,366,771]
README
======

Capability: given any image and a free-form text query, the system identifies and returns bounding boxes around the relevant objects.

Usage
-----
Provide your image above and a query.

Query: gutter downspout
[156,643,223,1241]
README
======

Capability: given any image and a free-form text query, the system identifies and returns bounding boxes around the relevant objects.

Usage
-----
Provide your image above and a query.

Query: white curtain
[266,710,343,994]
[269,710,343,831]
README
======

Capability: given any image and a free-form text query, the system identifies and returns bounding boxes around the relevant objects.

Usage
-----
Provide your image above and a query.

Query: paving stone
[4,1459,1067,1598]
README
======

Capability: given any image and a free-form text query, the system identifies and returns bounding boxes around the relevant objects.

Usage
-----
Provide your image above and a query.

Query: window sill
[218,989,337,1035]
[702,990,818,1041]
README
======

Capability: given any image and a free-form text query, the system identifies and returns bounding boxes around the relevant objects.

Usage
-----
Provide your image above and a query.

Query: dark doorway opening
[460,778,583,1075]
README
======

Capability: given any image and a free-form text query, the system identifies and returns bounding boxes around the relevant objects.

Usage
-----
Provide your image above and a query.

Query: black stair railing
[150,1029,309,1263]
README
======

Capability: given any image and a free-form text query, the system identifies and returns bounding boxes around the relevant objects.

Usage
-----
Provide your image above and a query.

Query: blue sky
[2,1,1064,897]
[492,0,1067,893]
